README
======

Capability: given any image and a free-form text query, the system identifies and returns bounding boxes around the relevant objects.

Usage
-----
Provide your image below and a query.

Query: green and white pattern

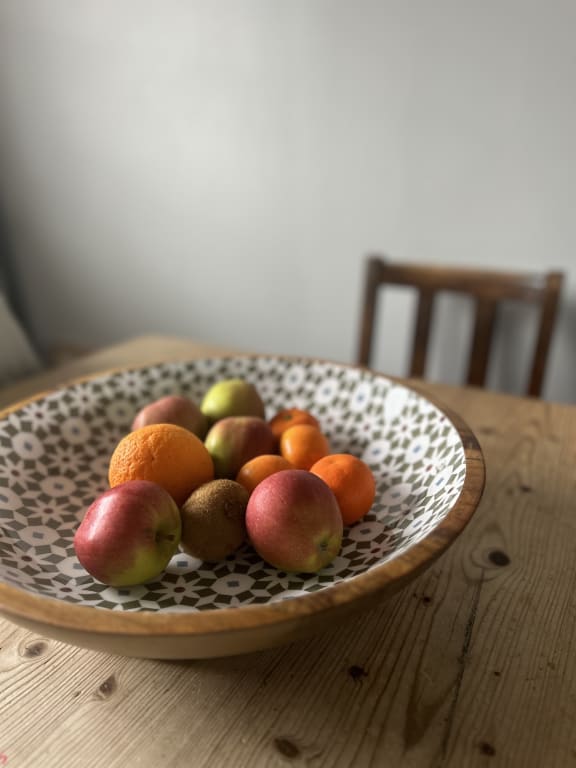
[0,356,466,612]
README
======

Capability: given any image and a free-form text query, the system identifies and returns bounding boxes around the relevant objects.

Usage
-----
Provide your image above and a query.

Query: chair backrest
[356,255,564,397]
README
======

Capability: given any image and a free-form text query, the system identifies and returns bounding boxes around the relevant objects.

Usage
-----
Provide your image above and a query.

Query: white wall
[0,1,575,401]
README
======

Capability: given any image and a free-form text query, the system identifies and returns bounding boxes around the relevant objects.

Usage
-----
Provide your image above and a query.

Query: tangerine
[310,453,376,525]
[279,424,330,470]
[108,423,214,505]
[268,407,320,441]
[235,454,293,494]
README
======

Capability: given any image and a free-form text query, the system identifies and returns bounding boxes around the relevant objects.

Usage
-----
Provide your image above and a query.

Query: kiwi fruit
[180,479,249,562]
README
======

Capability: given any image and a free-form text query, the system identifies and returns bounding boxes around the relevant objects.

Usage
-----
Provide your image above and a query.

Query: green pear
[200,378,265,424]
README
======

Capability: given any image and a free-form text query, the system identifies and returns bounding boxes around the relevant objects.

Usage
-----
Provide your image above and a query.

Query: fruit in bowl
[201,377,265,423]
[246,469,343,573]
[204,416,276,479]
[235,454,293,494]
[180,479,249,562]
[310,453,376,525]
[75,376,373,587]
[108,423,214,505]
[74,480,182,587]
[279,423,330,470]
[131,394,208,438]
[268,407,320,441]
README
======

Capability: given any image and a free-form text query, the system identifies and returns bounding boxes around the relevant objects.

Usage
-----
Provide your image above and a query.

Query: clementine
[279,424,330,470]
[108,423,214,505]
[268,407,320,441]
[235,454,293,494]
[310,453,376,525]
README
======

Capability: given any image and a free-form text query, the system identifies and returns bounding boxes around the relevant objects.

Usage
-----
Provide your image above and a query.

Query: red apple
[245,469,343,573]
[131,395,207,438]
[74,480,181,586]
[204,416,276,479]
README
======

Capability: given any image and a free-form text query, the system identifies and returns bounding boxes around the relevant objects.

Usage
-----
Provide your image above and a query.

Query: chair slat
[410,289,434,378]
[467,298,497,388]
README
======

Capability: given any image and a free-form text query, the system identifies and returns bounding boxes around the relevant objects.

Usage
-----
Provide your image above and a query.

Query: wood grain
[0,336,575,767]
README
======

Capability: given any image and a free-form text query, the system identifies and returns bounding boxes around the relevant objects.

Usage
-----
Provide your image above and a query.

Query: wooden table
[0,335,574,767]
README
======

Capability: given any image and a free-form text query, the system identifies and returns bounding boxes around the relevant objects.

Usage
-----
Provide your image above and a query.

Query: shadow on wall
[0,210,43,384]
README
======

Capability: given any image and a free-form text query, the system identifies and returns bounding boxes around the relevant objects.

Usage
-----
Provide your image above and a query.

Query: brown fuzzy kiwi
[180,479,249,562]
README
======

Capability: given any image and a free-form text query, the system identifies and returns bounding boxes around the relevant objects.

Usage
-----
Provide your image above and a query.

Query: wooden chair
[356,255,564,397]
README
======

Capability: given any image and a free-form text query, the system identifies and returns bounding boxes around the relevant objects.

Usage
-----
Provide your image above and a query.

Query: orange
[108,423,214,505]
[310,453,376,525]
[235,454,293,494]
[268,407,320,441]
[279,424,330,470]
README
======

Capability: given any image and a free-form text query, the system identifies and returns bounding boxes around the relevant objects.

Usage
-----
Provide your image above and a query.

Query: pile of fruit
[74,378,376,587]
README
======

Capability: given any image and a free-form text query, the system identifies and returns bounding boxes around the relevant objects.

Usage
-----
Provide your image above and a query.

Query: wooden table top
[0,335,574,767]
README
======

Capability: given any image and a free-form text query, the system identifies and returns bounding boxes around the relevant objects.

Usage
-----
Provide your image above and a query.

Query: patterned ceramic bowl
[0,356,485,658]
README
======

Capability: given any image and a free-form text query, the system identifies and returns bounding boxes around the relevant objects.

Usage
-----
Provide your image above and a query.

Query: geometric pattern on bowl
[0,356,465,613]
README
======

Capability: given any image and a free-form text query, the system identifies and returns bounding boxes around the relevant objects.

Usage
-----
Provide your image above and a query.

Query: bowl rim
[0,354,486,640]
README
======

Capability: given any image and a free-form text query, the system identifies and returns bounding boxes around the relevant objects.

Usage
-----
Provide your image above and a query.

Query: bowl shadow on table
[147,559,472,765]
[161,600,400,752]
[165,577,422,691]
[148,577,448,764]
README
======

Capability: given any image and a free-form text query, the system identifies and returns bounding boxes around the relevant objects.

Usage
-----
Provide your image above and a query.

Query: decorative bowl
[0,355,484,658]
